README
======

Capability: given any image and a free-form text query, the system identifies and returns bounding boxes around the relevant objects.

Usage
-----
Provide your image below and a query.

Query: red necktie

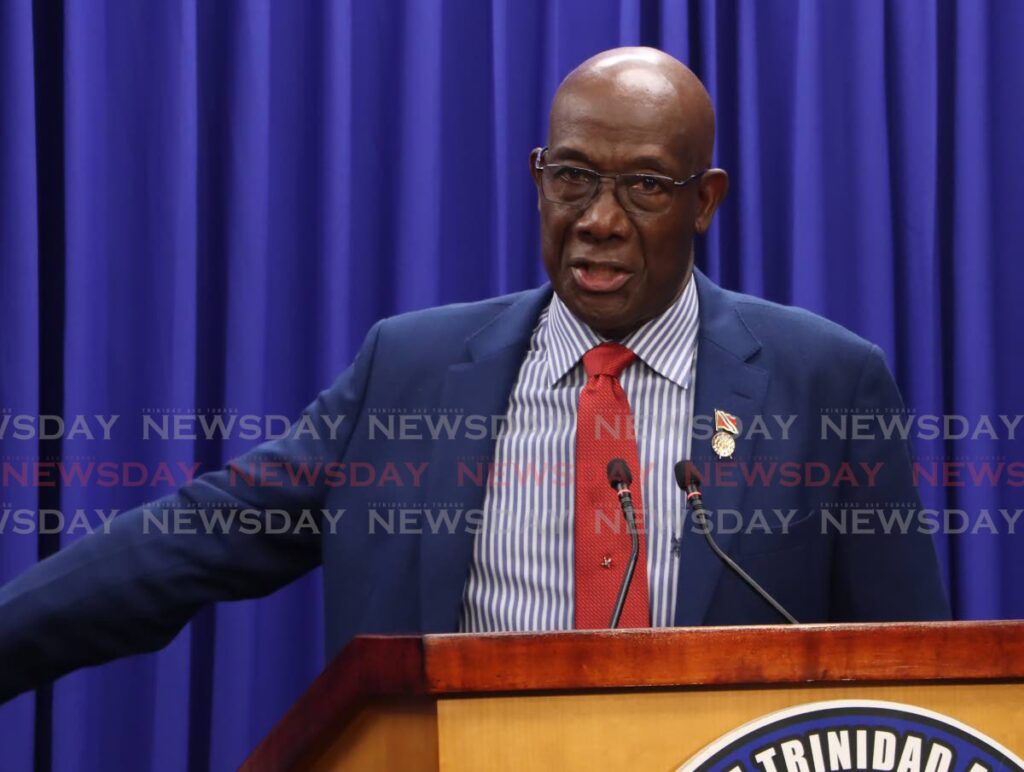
[574,342,650,629]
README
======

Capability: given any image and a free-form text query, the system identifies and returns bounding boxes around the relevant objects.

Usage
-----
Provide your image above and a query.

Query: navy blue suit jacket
[0,271,950,700]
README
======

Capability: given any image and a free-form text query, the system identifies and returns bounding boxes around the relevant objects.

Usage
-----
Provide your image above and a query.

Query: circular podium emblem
[677,700,1024,772]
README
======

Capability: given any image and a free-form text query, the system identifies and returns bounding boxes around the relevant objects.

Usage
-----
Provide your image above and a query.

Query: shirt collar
[543,275,700,389]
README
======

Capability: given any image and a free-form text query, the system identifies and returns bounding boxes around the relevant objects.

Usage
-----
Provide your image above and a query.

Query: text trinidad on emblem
[676,700,1024,772]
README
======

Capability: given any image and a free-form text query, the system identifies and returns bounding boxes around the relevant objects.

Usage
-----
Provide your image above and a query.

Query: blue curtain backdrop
[1,0,1022,769]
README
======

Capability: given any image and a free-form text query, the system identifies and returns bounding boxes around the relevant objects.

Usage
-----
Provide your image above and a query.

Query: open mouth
[569,261,633,293]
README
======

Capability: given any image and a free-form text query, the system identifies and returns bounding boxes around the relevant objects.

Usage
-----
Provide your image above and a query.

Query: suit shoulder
[361,288,548,370]
[726,288,878,362]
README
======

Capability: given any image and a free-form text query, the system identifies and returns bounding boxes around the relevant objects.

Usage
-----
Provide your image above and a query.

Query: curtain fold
[0,1,40,769]
[1,1,1021,769]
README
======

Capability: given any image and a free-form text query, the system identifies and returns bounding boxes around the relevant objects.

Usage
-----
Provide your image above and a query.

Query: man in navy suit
[0,48,949,702]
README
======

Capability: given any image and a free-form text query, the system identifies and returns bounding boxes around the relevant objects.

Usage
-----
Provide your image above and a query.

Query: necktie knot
[583,342,636,379]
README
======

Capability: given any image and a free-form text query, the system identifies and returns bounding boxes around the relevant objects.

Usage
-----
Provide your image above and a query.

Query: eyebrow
[548,147,678,176]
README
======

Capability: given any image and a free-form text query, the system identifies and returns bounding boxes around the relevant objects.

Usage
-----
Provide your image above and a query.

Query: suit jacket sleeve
[0,322,383,702]
[829,344,951,621]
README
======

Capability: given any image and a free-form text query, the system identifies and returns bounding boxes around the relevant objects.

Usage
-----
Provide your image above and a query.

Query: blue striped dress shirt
[460,276,700,631]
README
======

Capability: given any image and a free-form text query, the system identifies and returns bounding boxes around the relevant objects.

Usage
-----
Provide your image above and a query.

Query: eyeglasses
[533,147,706,215]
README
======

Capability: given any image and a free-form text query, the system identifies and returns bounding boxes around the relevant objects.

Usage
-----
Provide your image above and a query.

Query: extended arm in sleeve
[0,322,383,702]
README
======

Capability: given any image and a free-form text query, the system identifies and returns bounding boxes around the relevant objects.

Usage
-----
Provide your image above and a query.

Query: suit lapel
[418,287,552,632]
[675,271,770,626]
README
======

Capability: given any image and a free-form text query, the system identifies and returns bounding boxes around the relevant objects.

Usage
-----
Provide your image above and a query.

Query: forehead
[548,69,690,171]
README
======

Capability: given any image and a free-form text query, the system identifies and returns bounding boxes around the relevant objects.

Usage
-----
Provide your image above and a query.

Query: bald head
[550,47,716,168]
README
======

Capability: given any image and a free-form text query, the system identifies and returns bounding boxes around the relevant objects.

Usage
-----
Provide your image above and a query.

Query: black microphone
[606,458,640,629]
[673,461,799,625]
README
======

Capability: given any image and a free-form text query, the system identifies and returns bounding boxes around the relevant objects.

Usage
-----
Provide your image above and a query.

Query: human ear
[694,168,729,234]
[529,147,545,212]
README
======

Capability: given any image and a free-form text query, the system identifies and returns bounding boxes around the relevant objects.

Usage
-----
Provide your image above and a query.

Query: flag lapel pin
[712,409,739,459]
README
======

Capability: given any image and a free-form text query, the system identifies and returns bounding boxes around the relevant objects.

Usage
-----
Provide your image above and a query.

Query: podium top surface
[243,621,1024,770]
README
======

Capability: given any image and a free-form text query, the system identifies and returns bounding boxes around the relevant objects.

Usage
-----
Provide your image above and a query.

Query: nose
[574,178,631,242]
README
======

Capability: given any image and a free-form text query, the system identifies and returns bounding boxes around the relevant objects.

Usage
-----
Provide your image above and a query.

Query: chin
[576,303,633,338]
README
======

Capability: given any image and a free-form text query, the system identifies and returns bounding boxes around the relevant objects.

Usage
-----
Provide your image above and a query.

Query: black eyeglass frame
[533,146,707,214]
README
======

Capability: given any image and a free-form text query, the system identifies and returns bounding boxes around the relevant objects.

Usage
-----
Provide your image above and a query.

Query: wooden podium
[242,621,1024,770]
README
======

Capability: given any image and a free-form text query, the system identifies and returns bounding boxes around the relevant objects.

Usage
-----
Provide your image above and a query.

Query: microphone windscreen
[606,457,632,488]
[674,460,702,491]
